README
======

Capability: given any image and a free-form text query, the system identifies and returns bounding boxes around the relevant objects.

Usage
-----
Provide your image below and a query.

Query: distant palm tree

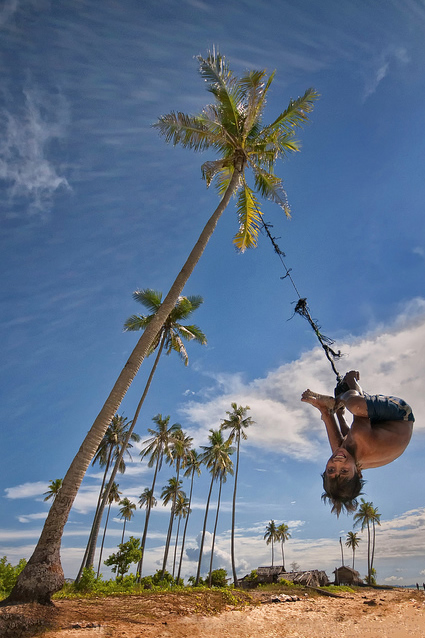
[160,428,193,577]
[195,429,234,585]
[264,520,279,567]
[118,497,136,544]
[345,531,361,570]
[160,477,185,575]
[354,499,380,584]
[369,504,381,580]
[208,458,233,587]
[177,449,202,583]
[43,479,63,502]
[136,414,181,579]
[96,482,122,577]
[220,403,254,586]
[276,523,291,572]
[77,414,140,580]
[172,493,190,579]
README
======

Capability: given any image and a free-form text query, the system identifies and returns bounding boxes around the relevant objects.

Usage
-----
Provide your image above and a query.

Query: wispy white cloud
[0,86,70,217]
[362,46,410,101]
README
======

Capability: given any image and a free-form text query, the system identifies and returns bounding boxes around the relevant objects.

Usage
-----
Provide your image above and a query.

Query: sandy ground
[1,587,425,637]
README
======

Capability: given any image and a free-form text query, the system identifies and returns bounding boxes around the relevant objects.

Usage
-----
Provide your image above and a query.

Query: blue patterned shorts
[363,393,415,423]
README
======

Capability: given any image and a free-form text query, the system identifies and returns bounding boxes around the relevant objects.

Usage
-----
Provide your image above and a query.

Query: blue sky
[1,0,425,586]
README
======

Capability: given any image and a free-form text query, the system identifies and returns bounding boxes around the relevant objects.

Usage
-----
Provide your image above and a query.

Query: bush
[0,556,27,598]
[210,569,228,588]
[74,567,98,593]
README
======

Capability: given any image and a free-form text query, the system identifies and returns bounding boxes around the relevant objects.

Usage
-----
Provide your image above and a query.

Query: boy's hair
[321,471,366,517]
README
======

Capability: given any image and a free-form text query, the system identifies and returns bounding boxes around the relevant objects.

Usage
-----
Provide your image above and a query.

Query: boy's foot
[301,389,343,413]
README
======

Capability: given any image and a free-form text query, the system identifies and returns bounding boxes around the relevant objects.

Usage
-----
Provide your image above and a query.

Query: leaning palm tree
[264,520,279,567]
[276,523,291,572]
[220,403,254,585]
[78,293,206,581]
[195,429,234,585]
[345,531,360,570]
[77,414,140,580]
[160,477,186,576]
[354,499,375,584]
[176,449,202,583]
[160,428,193,578]
[7,50,317,604]
[96,482,122,578]
[172,493,190,579]
[118,497,136,544]
[43,479,63,503]
[136,414,181,579]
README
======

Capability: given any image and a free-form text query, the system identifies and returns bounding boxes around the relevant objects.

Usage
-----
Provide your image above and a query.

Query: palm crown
[154,49,318,252]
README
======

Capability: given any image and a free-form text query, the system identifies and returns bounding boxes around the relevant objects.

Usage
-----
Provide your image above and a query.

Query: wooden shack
[333,566,362,585]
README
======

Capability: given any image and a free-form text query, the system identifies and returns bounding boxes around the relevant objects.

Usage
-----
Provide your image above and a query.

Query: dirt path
[1,588,425,637]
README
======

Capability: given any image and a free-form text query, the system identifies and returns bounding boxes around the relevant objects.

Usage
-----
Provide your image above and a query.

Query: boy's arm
[321,411,344,452]
[336,407,350,436]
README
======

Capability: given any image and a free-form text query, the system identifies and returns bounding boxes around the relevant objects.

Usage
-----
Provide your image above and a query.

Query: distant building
[238,567,329,588]
[333,566,362,585]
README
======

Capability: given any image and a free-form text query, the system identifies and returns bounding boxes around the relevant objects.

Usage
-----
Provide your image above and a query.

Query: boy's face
[325,448,357,479]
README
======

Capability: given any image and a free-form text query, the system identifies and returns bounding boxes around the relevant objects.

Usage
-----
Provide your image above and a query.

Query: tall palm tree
[369,504,381,580]
[177,449,202,583]
[136,414,180,579]
[43,479,63,503]
[77,414,140,580]
[8,50,317,604]
[172,493,190,579]
[118,497,136,544]
[208,459,233,587]
[160,428,193,577]
[96,482,121,578]
[345,531,360,570]
[195,429,234,585]
[79,293,206,582]
[354,499,377,584]
[220,403,254,586]
[276,523,291,572]
[160,477,186,576]
[264,520,279,567]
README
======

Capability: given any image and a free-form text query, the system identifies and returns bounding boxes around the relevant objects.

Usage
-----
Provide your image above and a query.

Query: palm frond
[213,165,239,197]
[252,166,291,217]
[177,324,207,345]
[132,289,163,313]
[153,112,214,151]
[240,69,275,139]
[201,158,231,186]
[197,51,243,139]
[123,314,150,332]
[260,87,319,137]
[233,183,263,252]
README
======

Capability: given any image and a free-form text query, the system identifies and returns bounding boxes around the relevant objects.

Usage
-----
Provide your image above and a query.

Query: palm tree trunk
[208,478,222,587]
[271,538,274,567]
[352,548,355,570]
[121,519,127,545]
[75,450,112,582]
[77,338,165,583]
[230,436,240,587]
[136,456,161,581]
[176,472,194,583]
[172,517,181,579]
[4,166,242,605]
[281,543,285,572]
[195,477,215,585]
[370,521,376,578]
[96,502,112,578]
[367,522,371,584]
[161,465,181,579]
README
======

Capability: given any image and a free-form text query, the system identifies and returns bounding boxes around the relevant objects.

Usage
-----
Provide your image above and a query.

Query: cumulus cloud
[0,86,70,217]
[180,305,425,462]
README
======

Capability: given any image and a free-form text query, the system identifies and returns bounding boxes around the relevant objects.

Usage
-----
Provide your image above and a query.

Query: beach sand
[1,587,425,637]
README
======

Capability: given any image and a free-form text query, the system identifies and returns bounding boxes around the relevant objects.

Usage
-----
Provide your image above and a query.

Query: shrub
[210,569,228,588]
[0,556,27,598]
[74,567,98,593]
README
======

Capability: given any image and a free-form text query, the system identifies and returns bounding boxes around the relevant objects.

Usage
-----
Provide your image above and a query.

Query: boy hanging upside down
[301,370,414,516]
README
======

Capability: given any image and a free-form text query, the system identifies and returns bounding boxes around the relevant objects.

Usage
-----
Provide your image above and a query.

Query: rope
[261,220,344,381]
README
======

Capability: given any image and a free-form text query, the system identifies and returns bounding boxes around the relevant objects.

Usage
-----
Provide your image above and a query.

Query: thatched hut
[333,566,362,585]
